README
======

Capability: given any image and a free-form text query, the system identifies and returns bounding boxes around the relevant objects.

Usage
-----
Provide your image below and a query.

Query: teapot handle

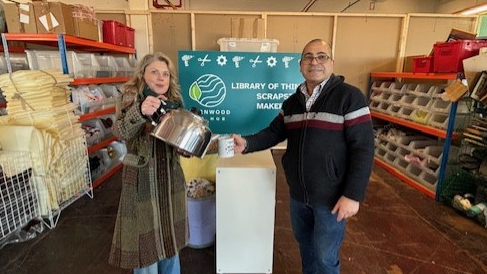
[146,99,167,126]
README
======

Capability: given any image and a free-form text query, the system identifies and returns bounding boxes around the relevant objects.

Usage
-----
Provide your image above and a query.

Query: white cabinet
[216,150,276,274]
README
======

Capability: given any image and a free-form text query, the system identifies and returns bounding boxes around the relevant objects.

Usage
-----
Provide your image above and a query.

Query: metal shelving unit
[370,72,460,200]
[0,34,133,229]
[1,34,133,189]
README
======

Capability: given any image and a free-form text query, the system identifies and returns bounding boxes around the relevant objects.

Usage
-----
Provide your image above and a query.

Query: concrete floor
[1,150,487,274]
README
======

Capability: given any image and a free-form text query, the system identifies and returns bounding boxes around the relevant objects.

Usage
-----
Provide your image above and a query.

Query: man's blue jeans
[133,255,180,274]
[290,198,345,274]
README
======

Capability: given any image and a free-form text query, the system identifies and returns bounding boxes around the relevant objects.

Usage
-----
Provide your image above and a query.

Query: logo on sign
[189,74,226,108]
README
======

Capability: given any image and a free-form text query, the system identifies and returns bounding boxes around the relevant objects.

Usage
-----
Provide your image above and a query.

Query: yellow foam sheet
[180,154,218,183]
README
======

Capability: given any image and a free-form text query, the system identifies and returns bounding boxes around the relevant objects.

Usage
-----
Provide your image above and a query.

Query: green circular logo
[189,74,226,107]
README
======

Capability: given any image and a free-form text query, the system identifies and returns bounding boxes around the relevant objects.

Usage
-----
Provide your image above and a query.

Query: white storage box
[26,50,99,78]
[74,53,100,78]
[95,55,117,77]
[100,84,120,99]
[82,119,106,141]
[114,57,136,77]
[26,50,74,75]
[218,38,279,52]
[0,56,6,75]
[0,54,29,74]
[98,114,116,138]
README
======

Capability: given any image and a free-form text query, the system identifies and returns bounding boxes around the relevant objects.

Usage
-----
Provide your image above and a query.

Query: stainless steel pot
[150,108,218,158]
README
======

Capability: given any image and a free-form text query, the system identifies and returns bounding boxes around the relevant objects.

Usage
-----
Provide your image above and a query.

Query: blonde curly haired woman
[109,52,188,274]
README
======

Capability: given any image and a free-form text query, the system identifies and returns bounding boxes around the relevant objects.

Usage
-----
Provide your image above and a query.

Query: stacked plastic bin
[369,81,470,130]
[375,132,459,191]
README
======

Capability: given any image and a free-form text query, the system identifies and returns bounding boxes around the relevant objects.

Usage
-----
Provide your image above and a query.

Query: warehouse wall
[180,0,437,13]
[49,0,487,14]
[52,0,128,10]
[38,0,480,93]
[144,11,476,93]
[60,0,483,14]
[436,0,487,13]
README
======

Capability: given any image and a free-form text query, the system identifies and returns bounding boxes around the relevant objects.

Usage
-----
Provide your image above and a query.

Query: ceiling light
[460,4,487,15]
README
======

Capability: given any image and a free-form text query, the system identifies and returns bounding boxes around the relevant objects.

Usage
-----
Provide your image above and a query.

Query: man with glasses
[232,39,374,273]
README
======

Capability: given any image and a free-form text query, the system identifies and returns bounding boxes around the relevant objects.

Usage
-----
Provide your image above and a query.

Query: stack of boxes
[410,28,487,74]
[2,1,135,48]
[3,1,99,41]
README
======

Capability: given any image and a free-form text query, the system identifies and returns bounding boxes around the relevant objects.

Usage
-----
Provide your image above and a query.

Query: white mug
[218,136,235,158]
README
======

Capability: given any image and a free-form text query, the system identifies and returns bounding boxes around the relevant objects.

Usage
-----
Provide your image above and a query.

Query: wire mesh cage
[41,135,92,228]
[441,168,482,205]
[56,135,92,205]
[0,150,40,244]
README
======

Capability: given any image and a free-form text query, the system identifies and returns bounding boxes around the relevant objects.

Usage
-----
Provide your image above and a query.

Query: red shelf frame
[88,136,118,155]
[92,162,123,189]
[370,72,458,80]
[371,110,458,140]
[79,107,116,122]
[2,33,136,54]
[0,45,25,53]
[374,157,435,199]
[72,77,129,85]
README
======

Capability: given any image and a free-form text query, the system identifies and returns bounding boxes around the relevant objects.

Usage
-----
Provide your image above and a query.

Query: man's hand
[331,196,360,222]
[231,134,246,153]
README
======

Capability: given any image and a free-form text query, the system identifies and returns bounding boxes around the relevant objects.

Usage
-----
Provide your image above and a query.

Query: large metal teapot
[150,108,218,158]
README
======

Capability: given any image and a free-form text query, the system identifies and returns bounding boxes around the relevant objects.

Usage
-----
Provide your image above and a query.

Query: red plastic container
[412,56,433,73]
[433,40,487,73]
[124,26,135,48]
[102,20,125,46]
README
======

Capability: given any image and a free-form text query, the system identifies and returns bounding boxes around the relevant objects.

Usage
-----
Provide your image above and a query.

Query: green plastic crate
[441,169,485,205]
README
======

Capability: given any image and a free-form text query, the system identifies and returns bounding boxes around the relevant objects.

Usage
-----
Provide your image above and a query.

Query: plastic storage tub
[26,50,99,78]
[0,54,29,73]
[413,56,433,73]
[124,26,135,48]
[26,50,74,73]
[102,20,126,46]
[187,195,216,248]
[217,38,279,52]
[94,55,117,77]
[113,57,135,76]
[433,40,487,73]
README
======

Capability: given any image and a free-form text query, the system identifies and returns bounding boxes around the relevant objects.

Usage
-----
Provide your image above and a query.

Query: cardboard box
[231,18,265,39]
[403,55,424,73]
[71,4,99,41]
[446,28,477,42]
[3,2,37,33]
[73,17,99,41]
[462,53,487,92]
[33,1,75,35]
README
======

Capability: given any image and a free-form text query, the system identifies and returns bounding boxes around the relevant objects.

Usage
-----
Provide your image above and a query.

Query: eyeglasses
[148,69,170,78]
[301,54,332,64]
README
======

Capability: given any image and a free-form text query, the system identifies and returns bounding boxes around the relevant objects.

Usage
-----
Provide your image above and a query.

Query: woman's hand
[141,96,160,116]
[141,95,168,116]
